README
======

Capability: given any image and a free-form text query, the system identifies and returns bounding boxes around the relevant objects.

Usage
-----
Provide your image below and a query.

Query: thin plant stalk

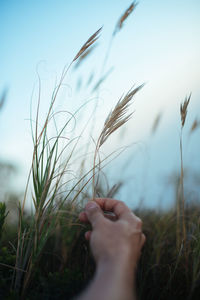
[92,84,144,199]
[177,94,191,255]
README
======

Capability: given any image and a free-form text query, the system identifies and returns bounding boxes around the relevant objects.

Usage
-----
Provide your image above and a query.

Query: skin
[76,198,145,300]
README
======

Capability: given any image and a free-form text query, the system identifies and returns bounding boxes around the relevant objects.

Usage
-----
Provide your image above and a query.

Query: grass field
[0,3,200,299]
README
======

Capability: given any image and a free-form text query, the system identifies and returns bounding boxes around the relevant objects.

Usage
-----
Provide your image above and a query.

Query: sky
[0,0,200,209]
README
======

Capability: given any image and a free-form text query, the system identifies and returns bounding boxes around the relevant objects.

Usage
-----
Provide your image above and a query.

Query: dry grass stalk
[180,94,191,127]
[73,27,102,62]
[177,94,191,259]
[106,182,122,198]
[113,2,137,35]
[99,84,144,146]
[92,84,144,197]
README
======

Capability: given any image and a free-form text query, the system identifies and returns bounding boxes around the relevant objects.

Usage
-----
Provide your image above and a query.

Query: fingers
[79,210,117,223]
[84,201,105,228]
[79,198,144,233]
[79,211,88,223]
[92,198,133,220]
[79,198,139,224]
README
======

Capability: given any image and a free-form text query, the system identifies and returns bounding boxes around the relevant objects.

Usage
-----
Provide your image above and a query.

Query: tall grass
[177,94,191,254]
[9,20,143,297]
[0,3,200,299]
[12,28,104,297]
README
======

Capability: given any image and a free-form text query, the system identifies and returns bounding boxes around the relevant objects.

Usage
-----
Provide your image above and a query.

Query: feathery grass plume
[180,94,191,127]
[113,2,138,36]
[99,84,144,146]
[151,112,162,135]
[74,44,98,69]
[190,118,200,134]
[92,84,144,197]
[73,27,102,62]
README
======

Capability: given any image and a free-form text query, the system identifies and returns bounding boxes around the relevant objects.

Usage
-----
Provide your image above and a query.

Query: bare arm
[76,198,145,300]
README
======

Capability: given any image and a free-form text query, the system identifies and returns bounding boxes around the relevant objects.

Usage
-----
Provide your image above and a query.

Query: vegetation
[0,2,200,299]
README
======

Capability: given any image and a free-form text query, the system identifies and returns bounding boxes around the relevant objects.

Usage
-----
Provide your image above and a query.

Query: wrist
[94,257,136,300]
[96,245,138,272]
[97,253,136,282]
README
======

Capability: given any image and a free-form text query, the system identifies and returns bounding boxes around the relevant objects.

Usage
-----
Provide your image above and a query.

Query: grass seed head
[151,112,162,135]
[180,94,191,127]
[74,44,98,69]
[113,2,138,36]
[99,84,144,146]
[190,118,200,133]
[73,27,102,62]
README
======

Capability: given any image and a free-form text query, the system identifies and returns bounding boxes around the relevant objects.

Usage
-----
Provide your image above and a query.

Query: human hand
[79,198,145,269]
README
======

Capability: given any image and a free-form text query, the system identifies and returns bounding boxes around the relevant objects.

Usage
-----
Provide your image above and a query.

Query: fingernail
[86,202,97,210]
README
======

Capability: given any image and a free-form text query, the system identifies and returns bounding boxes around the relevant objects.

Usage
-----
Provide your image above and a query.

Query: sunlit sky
[0,0,200,208]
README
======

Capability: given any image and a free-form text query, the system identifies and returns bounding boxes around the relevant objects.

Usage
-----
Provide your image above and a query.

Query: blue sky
[0,0,200,208]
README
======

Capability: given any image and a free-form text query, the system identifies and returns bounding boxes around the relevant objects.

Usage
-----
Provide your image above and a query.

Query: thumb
[85,201,104,228]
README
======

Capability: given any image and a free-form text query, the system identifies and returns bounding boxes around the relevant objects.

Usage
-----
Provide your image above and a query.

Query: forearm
[77,258,136,300]
[77,199,145,300]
